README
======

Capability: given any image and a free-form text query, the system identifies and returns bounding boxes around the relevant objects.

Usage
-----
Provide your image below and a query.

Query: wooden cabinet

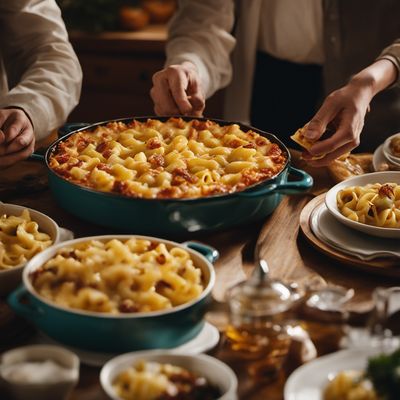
[69,26,224,123]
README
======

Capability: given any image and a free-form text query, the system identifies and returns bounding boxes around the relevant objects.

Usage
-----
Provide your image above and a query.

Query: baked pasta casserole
[49,118,287,199]
[324,371,377,400]
[0,210,52,270]
[337,183,400,228]
[113,360,221,400]
[30,238,205,314]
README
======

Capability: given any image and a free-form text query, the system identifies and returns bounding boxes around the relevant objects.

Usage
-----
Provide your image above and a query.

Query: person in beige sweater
[151,0,400,166]
[0,0,82,168]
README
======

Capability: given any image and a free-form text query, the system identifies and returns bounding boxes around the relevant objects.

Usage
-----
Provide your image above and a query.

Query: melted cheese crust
[49,118,287,199]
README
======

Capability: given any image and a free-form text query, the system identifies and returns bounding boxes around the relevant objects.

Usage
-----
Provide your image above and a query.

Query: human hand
[301,81,373,167]
[150,61,205,116]
[0,108,35,168]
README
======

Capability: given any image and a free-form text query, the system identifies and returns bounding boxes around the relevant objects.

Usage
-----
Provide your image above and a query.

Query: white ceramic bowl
[0,203,61,296]
[0,345,79,400]
[100,350,238,400]
[325,171,400,238]
[382,132,400,164]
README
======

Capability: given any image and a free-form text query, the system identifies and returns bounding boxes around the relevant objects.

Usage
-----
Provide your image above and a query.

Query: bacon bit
[188,127,198,140]
[112,180,129,194]
[53,167,71,178]
[71,160,83,168]
[96,163,111,173]
[119,299,139,313]
[260,168,274,178]
[155,280,172,292]
[192,119,213,131]
[240,170,258,186]
[171,168,198,185]
[158,187,177,198]
[148,241,158,250]
[243,143,256,149]
[169,117,186,129]
[148,154,165,168]
[146,137,162,149]
[77,138,91,152]
[156,254,166,264]
[379,184,395,198]
[96,142,107,153]
[247,131,257,138]
[103,149,113,159]
[55,154,69,164]
[256,137,268,146]
[227,139,243,148]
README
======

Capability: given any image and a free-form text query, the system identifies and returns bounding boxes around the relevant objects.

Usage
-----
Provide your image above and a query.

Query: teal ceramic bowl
[31,117,313,237]
[8,236,217,353]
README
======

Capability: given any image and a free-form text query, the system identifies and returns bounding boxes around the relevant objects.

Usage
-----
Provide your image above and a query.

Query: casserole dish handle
[8,286,43,321]
[182,242,219,263]
[239,166,313,197]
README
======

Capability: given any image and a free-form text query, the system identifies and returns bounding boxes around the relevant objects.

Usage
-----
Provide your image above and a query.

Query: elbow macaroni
[49,118,287,199]
[112,360,220,400]
[337,183,400,228]
[30,239,205,314]
[0,210,52,270]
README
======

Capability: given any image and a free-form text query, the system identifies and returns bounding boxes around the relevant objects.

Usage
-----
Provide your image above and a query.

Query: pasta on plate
[49,117,287,199]
[30,239,204,314]
[0,209,52,270]
[336,183,400,228]
[112,360,221,400]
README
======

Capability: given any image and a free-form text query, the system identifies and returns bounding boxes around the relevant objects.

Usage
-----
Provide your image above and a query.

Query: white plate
[284,348,380,400]
[310,203,400,260]
[325,171,400,238]
[373,144,400,171]
[35,321,220,367]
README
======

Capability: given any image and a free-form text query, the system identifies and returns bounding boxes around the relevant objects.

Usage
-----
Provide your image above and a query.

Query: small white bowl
[0,203,61,296]
[0,345,79,400]
[325,171,400,238]
[382,133,400,164]
[100,350,238,400]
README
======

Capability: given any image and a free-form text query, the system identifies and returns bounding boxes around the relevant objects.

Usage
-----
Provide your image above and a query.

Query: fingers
[5,126,34,154]
[0,138,35,168]
[151,64,205,116]
[306,141,359,167]
[152,78,180,115]
[308,110,362,156]
[305,95,340,141]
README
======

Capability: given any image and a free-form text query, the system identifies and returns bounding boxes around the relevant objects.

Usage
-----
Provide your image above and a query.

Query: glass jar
[225,274,302,380]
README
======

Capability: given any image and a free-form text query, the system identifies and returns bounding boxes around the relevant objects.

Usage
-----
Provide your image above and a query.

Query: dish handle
[57,122,90,138]
[8,286,43,321]
[182,242,219,263]
[239,166,313,197]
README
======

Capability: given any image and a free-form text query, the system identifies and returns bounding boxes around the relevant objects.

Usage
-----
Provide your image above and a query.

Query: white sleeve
[0,0,82,140]
[165,0,236,98]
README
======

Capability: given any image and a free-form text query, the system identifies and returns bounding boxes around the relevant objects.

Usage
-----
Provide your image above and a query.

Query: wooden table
[1,153,399,400]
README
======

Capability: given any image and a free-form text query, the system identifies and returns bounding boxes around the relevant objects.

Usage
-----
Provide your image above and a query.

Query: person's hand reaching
[151,61,205,116]
[0,108,35,168]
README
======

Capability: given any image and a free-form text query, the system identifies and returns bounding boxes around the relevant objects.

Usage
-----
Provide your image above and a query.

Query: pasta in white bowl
[325,171,400,238]
[0,203,60,296]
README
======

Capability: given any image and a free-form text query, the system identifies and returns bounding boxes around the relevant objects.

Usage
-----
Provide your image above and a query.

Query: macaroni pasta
[49,118,287,199]
[0,209,52,270]
[112,360,221,400]
[30,239,205,314]
[336,183,400,228]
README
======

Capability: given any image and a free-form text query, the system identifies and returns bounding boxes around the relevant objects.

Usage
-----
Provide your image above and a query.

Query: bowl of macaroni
[8,235,217,353]
[325,171,400,238]
[0,203,60,296]
[100,351,238,400]
[33,116,312,236]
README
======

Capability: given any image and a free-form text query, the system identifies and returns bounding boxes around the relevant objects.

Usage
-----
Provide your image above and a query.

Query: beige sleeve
[165,0,236,98]
[377,38,400,87]
[0,0,82,140]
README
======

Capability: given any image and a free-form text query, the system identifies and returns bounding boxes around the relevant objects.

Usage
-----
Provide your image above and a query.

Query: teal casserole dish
[32,116,313,237]
[8,235,217,353]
